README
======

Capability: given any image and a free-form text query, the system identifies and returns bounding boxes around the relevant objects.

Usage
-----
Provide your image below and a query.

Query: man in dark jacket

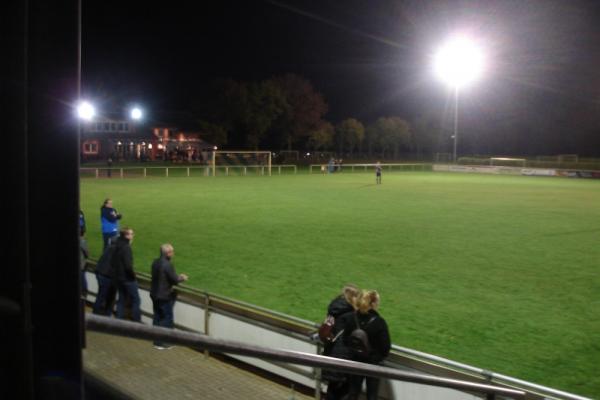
[150,243,188,349]
[113,227,141,322]
[93,241,118,315]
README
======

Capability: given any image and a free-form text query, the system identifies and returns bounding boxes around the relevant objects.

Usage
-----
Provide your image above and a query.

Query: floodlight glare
[77,101,95,120]
[130,107,143,120]
[433,36,484,89]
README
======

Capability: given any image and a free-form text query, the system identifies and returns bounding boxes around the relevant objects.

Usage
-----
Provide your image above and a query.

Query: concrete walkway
[84,330,312,399]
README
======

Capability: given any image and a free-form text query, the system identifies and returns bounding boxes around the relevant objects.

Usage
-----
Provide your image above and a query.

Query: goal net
[489,157,527,167]
[558,154,578,163]
[434,153,453,163]
[212,151,272,176]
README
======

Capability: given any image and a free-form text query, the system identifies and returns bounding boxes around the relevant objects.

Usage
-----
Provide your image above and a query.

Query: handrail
[308,163,433,174]
[80,164,298,170]
[391,346,592,400]
[85,263,592,400]
[134,269,319,331]
[86,314,525,399]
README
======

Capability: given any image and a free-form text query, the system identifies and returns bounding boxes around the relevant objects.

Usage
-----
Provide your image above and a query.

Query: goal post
[557,154,578,163]
[434,153,453,163]
[212,151,272,176]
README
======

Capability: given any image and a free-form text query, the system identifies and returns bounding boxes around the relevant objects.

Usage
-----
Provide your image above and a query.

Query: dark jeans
[152,298,174,346]
[348,375,380,400]
[325,380,349,400]
[102,232,117,250]
[93,274,117,316]
[117,280,141,322]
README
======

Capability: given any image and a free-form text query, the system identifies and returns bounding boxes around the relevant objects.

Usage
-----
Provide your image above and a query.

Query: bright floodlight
[433,36,484,89]
[77,101,95,120]
[130,107,143,120]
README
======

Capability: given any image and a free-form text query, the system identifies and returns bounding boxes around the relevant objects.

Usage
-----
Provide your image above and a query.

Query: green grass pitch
[80,172,600,397]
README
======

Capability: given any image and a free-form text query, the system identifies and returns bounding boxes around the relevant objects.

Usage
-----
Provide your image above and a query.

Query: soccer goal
[434,153,453,163]
[558,154,579,163]
[489,157,527,167]
[212,151,272,176]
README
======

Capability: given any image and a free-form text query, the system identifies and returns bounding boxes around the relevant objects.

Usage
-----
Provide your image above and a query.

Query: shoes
[153,345,173,350]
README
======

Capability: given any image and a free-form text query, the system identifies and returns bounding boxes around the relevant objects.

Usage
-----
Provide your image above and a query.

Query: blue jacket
[101,206,121,234]
[79,210,86,235]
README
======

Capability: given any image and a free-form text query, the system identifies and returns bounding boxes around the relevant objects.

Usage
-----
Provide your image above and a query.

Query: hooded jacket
[112,236,136,282]
[338,309,391,364]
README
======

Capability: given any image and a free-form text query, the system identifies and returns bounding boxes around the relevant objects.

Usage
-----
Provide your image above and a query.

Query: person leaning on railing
[113,227,141,322]
[150,243,188,350]
[338,290,391,400]
[322,284,360,400]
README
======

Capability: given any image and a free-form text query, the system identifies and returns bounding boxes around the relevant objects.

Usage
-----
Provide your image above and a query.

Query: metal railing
[84,262,592,400]
[391,346,592,400]
[80,164,298,178]
[86,314,525,399]
[309,163,432,174]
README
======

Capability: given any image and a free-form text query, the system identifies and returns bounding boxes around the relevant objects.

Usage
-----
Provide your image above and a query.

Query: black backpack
[347,312,376,357]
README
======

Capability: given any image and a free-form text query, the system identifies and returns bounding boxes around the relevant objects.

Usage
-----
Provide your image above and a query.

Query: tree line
[192,74,442,159]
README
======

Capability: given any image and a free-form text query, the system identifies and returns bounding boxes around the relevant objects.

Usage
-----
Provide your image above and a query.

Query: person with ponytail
[338,289,391,400]
[321,284,361,399]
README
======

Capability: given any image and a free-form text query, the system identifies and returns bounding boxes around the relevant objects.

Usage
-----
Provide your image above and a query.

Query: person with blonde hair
[321,284,360,400]
[338,289,391,400]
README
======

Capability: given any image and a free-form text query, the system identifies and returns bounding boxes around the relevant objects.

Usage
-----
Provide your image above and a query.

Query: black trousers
[348,374,380,400]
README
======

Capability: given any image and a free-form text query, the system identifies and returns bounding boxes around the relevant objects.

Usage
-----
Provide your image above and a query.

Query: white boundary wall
[434,164,557,177]
[84,270,481,400]
[84,270,590,400]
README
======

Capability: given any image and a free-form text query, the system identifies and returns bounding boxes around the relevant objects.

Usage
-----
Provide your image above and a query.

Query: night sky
[83,0,600,155]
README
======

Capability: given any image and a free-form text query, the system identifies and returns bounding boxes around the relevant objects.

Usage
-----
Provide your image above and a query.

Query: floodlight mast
[433,36,484,163]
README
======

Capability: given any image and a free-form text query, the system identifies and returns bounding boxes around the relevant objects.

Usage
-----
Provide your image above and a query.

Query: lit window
[83,142,98,154]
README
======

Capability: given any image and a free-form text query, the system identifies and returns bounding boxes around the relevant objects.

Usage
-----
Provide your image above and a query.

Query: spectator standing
[114,228,141,322]
[339,290,391,400]
[322,284,360,400]
[375,161,382,184]
[107,156,113,178]
[93,241,118,316]
[150,244,188,349]
[100,198,122,250]
[79,209,86,235]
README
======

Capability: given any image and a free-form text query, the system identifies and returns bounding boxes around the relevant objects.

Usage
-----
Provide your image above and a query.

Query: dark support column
[2,0,82,399]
